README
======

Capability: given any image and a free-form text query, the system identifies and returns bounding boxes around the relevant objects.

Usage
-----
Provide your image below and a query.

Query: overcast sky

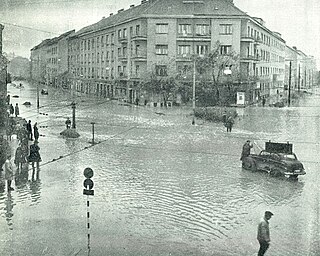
[0,0,319,67]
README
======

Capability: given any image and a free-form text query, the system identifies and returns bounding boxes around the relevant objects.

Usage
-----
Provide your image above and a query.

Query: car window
[283,154,297,160]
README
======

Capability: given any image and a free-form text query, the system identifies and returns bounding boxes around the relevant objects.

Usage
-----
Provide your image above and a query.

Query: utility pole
[37,82,40,109]
[288,61,292,106]
[304,69,307,89]
[71,101,76,129]
[298,64,301,92]
[191,1,196,125]
[90,122,95,144]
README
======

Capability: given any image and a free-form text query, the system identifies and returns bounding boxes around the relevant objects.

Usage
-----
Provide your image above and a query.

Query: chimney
[130,4,135,8]
[293,46,297,50]
[110,13,113,16]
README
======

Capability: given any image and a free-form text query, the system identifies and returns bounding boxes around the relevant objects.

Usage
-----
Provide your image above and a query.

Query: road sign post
[83,167,94,254]
[83,167,94,196]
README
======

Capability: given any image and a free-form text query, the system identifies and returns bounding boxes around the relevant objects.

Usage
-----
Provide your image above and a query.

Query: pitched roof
[74,0,248,36]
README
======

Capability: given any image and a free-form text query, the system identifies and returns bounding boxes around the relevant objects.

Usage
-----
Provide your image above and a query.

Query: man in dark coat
[225,115,234,132]
[240,140,253,160]
[14,103,19,117]
[26,120,33,141]
[33,122,39,142]
[257,211,273,255]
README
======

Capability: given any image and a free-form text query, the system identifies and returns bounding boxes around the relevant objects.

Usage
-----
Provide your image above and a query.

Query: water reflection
[4,193,14,229]
[29,167,41,204]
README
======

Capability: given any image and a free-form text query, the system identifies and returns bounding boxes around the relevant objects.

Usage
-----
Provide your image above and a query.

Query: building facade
[30,0,317,105]
[31,30,75,88]
[0,24,8,128]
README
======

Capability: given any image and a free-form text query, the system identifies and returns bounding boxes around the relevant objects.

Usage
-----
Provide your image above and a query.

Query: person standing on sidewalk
[257,211,273,256]
[3,154,15,191]
[225,115,234,132]
[28,141,41,169]
[33,122,39,142]
[26,120,33,141]
[65,117,71,129]
[9,104,14,116]
[14,103,19,117]
[14,145,26,171]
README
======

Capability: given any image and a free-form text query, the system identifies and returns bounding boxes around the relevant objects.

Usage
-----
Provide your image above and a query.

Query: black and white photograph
[0,0,319,255]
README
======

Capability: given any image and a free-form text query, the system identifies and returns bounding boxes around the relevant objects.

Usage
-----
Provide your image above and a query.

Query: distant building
[30,30,75,87]
[30,0,317,105]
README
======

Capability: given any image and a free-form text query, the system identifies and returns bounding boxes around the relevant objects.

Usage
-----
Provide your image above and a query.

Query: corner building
[67,0,286,103]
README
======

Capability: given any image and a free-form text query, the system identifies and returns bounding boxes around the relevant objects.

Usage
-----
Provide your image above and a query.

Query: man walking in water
[257,211,273,255]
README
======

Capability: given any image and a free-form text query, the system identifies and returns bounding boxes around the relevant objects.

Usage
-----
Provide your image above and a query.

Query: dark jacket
[257,217,271,243]
[240,142,253,160]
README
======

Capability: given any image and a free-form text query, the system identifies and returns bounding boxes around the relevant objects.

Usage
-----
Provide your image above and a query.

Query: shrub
[194,107,238,122]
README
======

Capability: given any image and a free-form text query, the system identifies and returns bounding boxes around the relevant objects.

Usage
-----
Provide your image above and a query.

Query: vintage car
[41,89,48,95]
[242,141,306,179]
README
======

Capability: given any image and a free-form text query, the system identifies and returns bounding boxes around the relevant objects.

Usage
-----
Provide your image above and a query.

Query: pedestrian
[14,103,19,117]
[240,140,253,161]
[28,141,41,169]
[65,117,71,129]
[9,103,14,116]
[14,145,26,171]
[33,122,39,142]
[257,211,273,256]
[225,115,234,132]
[3,154,15,191]
[26,120,33,141]
[262,97,266,107]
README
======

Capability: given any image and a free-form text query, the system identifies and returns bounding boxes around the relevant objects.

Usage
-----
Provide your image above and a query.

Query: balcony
[118,54,128,62]
[177,34,211,42]
[241,34,255,43]
[118,36,128,44]
[176,54,193,62]
[131,34,147,41]
[131,53,147,61]
[240,55,261,62]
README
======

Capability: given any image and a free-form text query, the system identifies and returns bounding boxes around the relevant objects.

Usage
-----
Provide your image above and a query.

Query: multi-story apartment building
[65,0,289,104]
[31,30,75,87]
[0,24,7,99]
[285,46,317,92]
[0,23,8,128]
[31,0,317,105]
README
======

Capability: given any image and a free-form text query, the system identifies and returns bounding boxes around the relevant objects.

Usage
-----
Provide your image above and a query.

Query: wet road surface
[0,82,320,255]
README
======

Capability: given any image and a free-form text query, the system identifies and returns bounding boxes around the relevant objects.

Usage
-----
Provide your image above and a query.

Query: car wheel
[270,168,282,177]
[289,175,298,180]
[242,158,257,171]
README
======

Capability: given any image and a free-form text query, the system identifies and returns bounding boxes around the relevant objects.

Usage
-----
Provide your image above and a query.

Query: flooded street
[1,81,320,255]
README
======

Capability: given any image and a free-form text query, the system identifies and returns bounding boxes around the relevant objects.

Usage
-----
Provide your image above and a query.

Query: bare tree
[195,41,239,86]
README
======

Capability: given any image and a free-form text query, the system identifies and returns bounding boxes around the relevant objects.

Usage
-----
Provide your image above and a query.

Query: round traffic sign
[84,167,94,178]
[83,178,94,189]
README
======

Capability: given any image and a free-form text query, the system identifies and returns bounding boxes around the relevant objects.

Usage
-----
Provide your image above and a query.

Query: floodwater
[0,81,319,255]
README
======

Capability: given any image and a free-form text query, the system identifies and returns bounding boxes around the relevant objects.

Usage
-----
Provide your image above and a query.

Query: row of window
[73,65,141,79]
[78,25,141,51]
[259,66,284,76]
[247,25,285,51]
[74,22,233,54]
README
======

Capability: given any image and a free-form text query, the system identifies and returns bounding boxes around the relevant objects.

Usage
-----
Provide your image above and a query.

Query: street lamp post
[37,82,40,109]
[288,61,292,106]
[192,58,196,125]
